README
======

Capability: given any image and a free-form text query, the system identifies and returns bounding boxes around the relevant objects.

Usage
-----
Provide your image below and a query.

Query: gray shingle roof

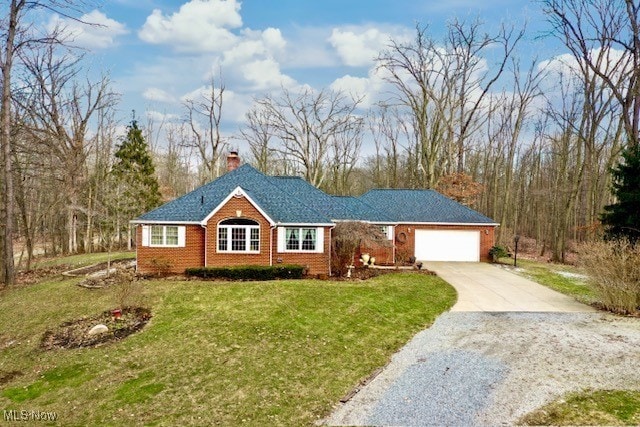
[135,165,496,226]
[136,164,333,224]
[358,189,496,224]
[330,196,394,222]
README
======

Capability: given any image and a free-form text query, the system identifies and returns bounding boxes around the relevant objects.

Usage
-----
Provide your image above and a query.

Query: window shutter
[277,227,285,252]
[315,227,324,253]
[387,226,394,241]
[141,225,150,247]
[178,226,186,247]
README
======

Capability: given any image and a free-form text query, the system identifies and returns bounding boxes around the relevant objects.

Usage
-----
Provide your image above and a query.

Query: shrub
[185,265,304,281]
[578,239,640,314]
[111,269,146,309]
[331,221,391,276]
[489,245,509,263]
[149,258,172,277]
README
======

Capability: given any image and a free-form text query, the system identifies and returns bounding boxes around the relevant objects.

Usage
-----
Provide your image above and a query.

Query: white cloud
[328,27,392,67]
[146,110,180,123]
[48,10,128,49]
[330,75,371,99]
[539,48,629,78]
[143,87,176,103]
[241,58,296,90]
[279,26,340,68]
[222,28,286,65]
[330,67,390,108]
[139,0,242,53]
[262,28,287,52]
[181,85,252,122]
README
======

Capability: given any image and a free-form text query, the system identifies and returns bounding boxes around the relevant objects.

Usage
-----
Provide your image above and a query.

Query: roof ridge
[136,164,256,219]
[257,172,333,223]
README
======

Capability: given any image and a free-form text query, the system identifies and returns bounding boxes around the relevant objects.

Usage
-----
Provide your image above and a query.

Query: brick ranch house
[131,153,498,276]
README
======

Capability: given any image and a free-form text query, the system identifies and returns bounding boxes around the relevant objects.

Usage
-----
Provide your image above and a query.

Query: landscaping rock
[88,324,109,335]
[41,307,151,350]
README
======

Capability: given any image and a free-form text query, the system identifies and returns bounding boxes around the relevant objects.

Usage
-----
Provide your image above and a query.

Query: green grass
[499,258,596,304]
[2,364,92,403]
[520,389,640,426]
[0,270,455,426]
[32,251,136,269]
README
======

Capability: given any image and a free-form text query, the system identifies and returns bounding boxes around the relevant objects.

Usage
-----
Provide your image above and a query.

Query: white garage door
[414,229,480,262]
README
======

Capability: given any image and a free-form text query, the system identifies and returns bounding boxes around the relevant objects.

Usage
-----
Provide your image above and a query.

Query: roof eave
[276,222,336,227]
[395,221,499,226]
[130,220,202,225]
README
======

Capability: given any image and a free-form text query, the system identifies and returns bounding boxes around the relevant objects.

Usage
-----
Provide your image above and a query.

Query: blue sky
[43,0,559,146]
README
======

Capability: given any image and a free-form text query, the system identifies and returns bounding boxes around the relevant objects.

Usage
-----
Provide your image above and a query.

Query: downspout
[201,224,207,267]
[134,223,139,273]
[392,224,397,264]
[269,225,275,266]
[328,225,335,276]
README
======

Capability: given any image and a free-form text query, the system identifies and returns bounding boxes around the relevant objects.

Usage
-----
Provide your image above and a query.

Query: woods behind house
[2,0,640,285]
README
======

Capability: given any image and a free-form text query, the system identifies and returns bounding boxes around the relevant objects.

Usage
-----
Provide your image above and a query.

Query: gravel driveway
[325,312,640,426]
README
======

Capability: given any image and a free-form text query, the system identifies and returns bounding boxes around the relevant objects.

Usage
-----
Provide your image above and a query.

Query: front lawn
[0,271,455,426]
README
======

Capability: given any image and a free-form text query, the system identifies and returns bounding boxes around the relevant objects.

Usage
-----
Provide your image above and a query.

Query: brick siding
[135,194,332,276]
[135,225,205,274]
[271,226,332,276]
[205,196,272,268]
[394,224,495,263]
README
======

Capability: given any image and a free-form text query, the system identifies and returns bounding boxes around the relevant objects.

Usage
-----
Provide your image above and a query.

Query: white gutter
[130,220,201,225]
[394,221,500,226]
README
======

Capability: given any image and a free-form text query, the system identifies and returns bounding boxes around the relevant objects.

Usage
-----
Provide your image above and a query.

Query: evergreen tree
[112,119,161,216]
[601,144,640,243]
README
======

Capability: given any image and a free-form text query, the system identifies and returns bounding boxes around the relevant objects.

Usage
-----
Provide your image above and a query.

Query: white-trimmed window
[378,225,394,240]
[142,225,185,247]
[278,227,324,253]
[218,219,260,253]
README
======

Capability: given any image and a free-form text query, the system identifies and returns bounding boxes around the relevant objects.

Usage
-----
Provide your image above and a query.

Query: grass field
[32,251,136,269]
[499,257,596,304]
[0,268,455,426]
[520,389,640,426]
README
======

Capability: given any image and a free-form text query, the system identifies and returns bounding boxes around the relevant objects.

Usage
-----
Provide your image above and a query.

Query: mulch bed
[40,307,152,350]
[332,266,436,281]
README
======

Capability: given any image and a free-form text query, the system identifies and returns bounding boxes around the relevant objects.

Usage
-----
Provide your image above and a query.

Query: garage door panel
[414,229,480,262]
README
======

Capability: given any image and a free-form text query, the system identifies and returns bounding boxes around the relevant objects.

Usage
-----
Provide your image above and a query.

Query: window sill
[216,250,261,254]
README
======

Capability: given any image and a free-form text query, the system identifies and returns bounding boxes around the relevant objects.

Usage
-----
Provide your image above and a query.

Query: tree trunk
[0,0,20,285]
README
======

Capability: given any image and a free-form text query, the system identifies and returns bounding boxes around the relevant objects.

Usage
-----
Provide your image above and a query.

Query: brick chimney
[226,151,240,172]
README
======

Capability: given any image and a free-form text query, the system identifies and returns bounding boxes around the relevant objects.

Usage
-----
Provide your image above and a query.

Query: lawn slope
[0,272,455,426]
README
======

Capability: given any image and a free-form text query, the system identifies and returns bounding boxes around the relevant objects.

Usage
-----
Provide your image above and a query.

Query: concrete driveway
[423,262,594,312]
[323,263,608,426]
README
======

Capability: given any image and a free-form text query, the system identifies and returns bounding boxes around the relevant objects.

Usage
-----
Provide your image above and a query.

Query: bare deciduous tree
[543,0,640,148]
[240,105,274,174]
[1,0,95,284]
[255,88,363,188]
[378,20,523,187]
[183,75,226,183]
[19,44,118,254]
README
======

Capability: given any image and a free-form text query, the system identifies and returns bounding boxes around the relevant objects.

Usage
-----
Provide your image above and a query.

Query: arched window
[217,219,260,253]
